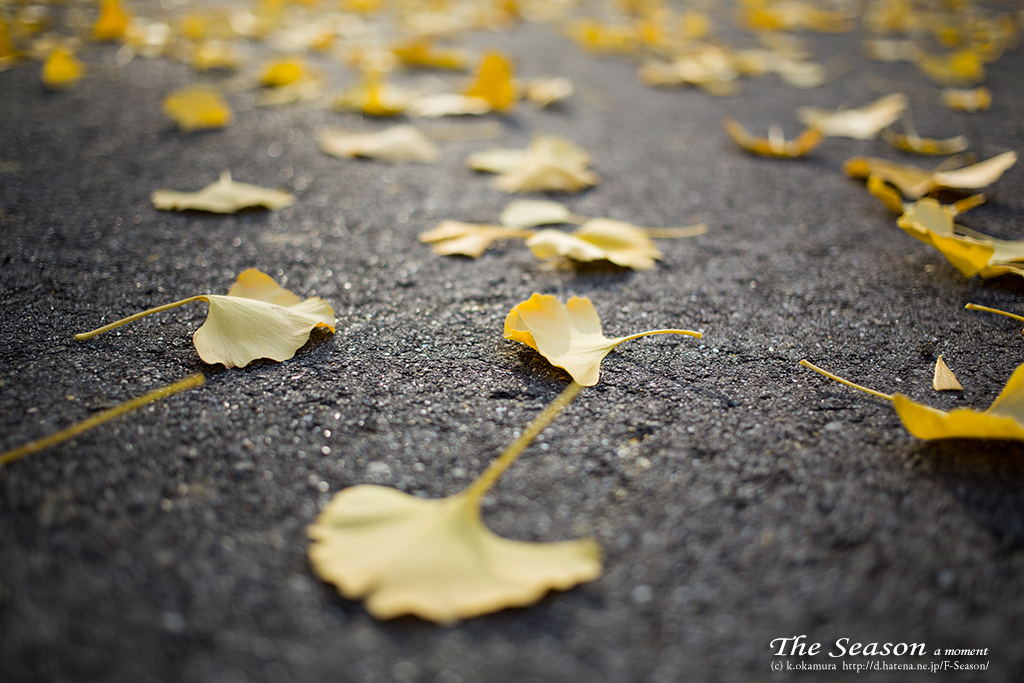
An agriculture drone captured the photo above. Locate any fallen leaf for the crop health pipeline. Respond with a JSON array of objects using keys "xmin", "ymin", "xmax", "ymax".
[
  {"xmin": 309, "ymin": 380, "xmax": 598, "ymax": 623},
  {"xmin": 845, "ymin": 151, "xmax": 1017, "ymax": 198},
  {"xmin": 933, "ymin": 355, "xmax": 963, "ymax": 391},
  {"xmin": 800, "ymin": 359, "xmax": 1024, "ymax": 441},
  {"xmin": 162, "ymin": 85, "xmax": 233, "ymax": 132},
  {"xmin": 41, "ymin": 47, "xmax": 83, "ymax": 90},
  {"xmin": 393, "ymin": 38, "xmax": 469, "ymax": 70},
  {"xmin": 333, "ymin": 76, "xmax": 412, "ymax": 116},
  {"xmin": 917, "ymin": 49, "xmax": 985, "ymax": 86},
  {"xmin": 722, "ymin": 118, "xmax": 822, "ymax": 158},
  {"xmin": 75, "ymin": 269, "xmax": 335, "ymax": 369},
  {"xmin": 467, "ymin": 136, "xmax": 598, "ymax": 193},
  {"xmin": 152, "ymin": 170, "xmax": 294, "ymax": 213},
  {"xmin": 319, "ymin": 125, "xmax": 440, "ymax": 164},
  {"xmin": 863, "ymin": 39, "xmax": 920, "ymax": 63},
  {"xmin": 419, "ymin": 221, "xmax": 531, "ymax": 257},
  {"xmin": 94, "ymin": 0, "xmax": 130, "ymax": 41},
  {"xmin": 408, "ymin": 93, "xmax": 492, "ymax": 118},
  {"xmin": 260, "ymin": 57, "xmax": 305, "ymax": 87},
  {"xmin": 190, "ymin": 40, "xmax": 243, "ymax": 72},
  {"xmin": 797, "ymin": 93, "xmax": 907, "ymax": 140},
  {"xmin": 526, "ymin": 219, "xmax": 663, "ymax": 270},
  {"xmin": 881, "ymin": 128, "xmax": 968, "ymax": 155},
  {"xmin": 504, "ymin": 294, "xmax": 701, "ymax": 385},
  {"xmin": 463, "ymin": 51, "xmax": 516, "ymax": 111},
  {"xmin": 522, "ymin": 77, "xmax": 573, "ymax": 107},
  {"xmin": 942, "ymin": 86, "xmax": 991, "ymax": 112},
  {"xmin": 499, "ymin": 199, "xmax": 581, "ymax": 230}
]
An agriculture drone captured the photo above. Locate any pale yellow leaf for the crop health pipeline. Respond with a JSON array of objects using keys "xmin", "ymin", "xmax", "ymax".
[
  {"xmin": 942, "ymin": 87, "xmax": 991, "ymax": 112},
  {"xmin": 797, "ymin": 93, "xmax": 907, "ymax": 140},
  {"xmin": 76, "ymin": 269, "xmax": 335, "ymax": 369},
  {"xmin": 468, "ymin": 137, "xmax": 597, "ymax": 193},
  {"xmin": 526, "ymin": 219, "xmax": 662, "ymax": 270},
  {"xmin": 408, "ymin": 94, "xmax": 492, "ymax": 118},
  {"xmin": 722, "ymin": 118, "xmax": 822, "ymax": 158},
  {"xmin": 418, "ymin": 220, "xmax": 531, "ymax": 258},
  {"xmin": 504, "ymin": 294, "xmax": 700, "ymax": 386},
  {"xmin": 933, "ymin": 355, "xmax": 963, "ymax": 391},
  {"xmin": 152, "ymin": 170, "xmax": 294, "ymax": 213},
  {"xmin": 846, "ymin": 152, "xmax": 1017, "ymax": 199},
  {"xmin": 522, "ymin": 77, "xmax": 573, "ymax": 107},
  {"xmin": 308, "ymin": 485, "xmax": 601, "ymax": 623},
  {"xmin": 319, "ymin": 125, "xmax": 440, "ymax": 164},
  {"xmin": 499, "ymin": 200, "xmax": 579, "ymax": 230}
]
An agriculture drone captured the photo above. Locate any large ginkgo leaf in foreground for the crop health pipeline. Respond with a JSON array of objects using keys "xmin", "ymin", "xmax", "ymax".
[
  {"xmin": 800, "ymin": 360, "xmax": 1024, "ymax": 441},
  {"xmin": 505, "ymin": 294, "xmax": 701, "ymax": 386},
  {"xmin": 152, "ymin": 171, "xmax": 295, "ymax": 213},
  {"xmin": 76, "ymin": 269, "xmax": 335, "ymax": 368},
  {"xmin": 308, "ymin": 485, "xmax": 600, "ymax": 623},
  {"xmin": 309, "ymin": 381, "xmax": 600, "ymax": 623}
]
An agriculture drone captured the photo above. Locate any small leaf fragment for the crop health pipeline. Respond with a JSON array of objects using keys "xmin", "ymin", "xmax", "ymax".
[
  {"xmin": 942, "ymin": 87, "xmax": 991, "ymax": 112},
  {"xmin": 881, "ymin": 129, "xmax": 968, "ymax": 156},
  {"xmin": 408, "ymin": 93, "xmax": 492, "ymax": 118},
  {"xmin": 334, "ymin": 77, "xmax": 412, "ymax": 117},
  {"xmin": 42, "ymin": 47, "xmax": 83, "ymax": 90},
  {"xmin": 152, "ymin": 170, "xmax": 294, "ymax": 213},
  {"xmin": 504, "ymin": 294, "xmax": 700, "ymax": 386},
  {"xmin": 319, "ymin": 125, "xmax": 440, "ymax": 164},
  {"xmin": 522, "ymin": 77, "xmax": 573, "ymax": 107},
  {"xmin": 933, "ymin": 355, "xmax": 963, "ymax": 391},
  {"xmin": 797, "ymin": 93, "xmax": 907, "ymax": 140},
  {"xmin": 162, "ymin": 85, "xmax": 233, "ymax": 132}
]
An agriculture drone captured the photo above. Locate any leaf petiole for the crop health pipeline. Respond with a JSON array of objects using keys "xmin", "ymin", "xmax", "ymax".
[
  {"xmin": 464, "ymin": 381, "xmax": 584, "ymax": 503},
  {"xmin": 616, "ymin": 329, "xmax": 702, "ymax": 345},
  {"xmin": 0, "ymin": 374, "xmax": 204, "ymax": 466},
  {"xmin": 966, "ymin": 303, "xmax": 1024, "ymax": 324},
  {"xmin": 799, "ymin": 360, "xmax": 894, "ymax": 401},
  {"xmin": 75, "ymin": 295, "xmax": 208, "ymax": 341}
]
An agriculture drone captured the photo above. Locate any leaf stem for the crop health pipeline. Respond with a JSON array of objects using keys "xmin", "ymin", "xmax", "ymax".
[
  {"xmin": 799, "ymin": 360, "xmax": 894, "ymax": 401},
  {"xmin": 966, "ymin": 303, "xmax": 1024, "ymax": 324},
  {"xmin": 464, "ymin": 381, "xmax": 583, "ymax": 503},
  {"xmin": 0, "ymin": 374, "xmax": 205, "ymax": 467},
  {"xmin": 75, "ymin": 296, "xmax": 207, "ymax": 340},
  {"xmin": 617, "ymin": 329, "xmax": 702, "ymax": 344},
  {"xmin": 643, "ymin": 224, "xmax": 708, "ymax": 239}
]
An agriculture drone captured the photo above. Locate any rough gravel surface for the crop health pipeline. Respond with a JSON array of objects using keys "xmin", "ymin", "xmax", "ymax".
[{"xmin": 2, "ymin": 16, "xmax": 1024, "ymax": 683}]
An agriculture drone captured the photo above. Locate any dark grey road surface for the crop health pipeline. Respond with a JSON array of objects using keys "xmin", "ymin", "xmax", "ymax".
[{"xmin": 2, "ymin": 15, "xmax": 1024, "ymax": 683}]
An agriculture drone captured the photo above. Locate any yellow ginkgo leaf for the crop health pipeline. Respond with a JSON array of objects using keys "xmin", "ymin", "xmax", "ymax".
[
  {"xmin": 319, "ymin": 125, "xmax": 440, "ymax": 164},
  {"xmin": 407, "ymin": 93, "xmax": 492, "ymax": 118},
  {"xmin": 504, "ymin": 294, "xmax": 701, "ymax": 386},
  {"xmin": 881, "ymin": 129, "xmax": 968, "ymax": 155},
  {"xmin": 933, "ymin": 355, "xmax": 963, "ymax": 391},
  {"xmin": 309, "ymin": 381, "xmax": 599, "ymax": 623},
  {"xmin": 463, "ymin": 51, "xmax": 516, "ymax": 111},
  {"xmin": 499, "ymin": 199, "xmax": 581, "ymax": 230},
  {"xmin": 467, "ymin": 136, "xmax": 598, "ymax": 193},
  {"xmin": 522, "ymin": 77, "xmax": 573, "ymax": 107},
  {"xmin": 845, "ymin": 151, "xmax": 1017, "ymax": 199},
  {"xmin": 896, "ymin": 197, "xmax": 996, "ymax": 278},
  {"xmin": 392, "ymin": 38, "xmax": 469, "ymax": 70},
  {"xmin": 162, "ymin": 85, "xmax": 233, "ymax": 132},
  {"xmin": 75, "ymin": 269, "xmax": 335, "ymax": 369},
  {"xmin": 42, "ymin": 47, "xmax": 83, "ymax": 90},
  {"xmin": 917, "ymin": 49, "xmax": 985, "ymax": 86},
  {"xmin": 418, "ymin": 221, "xmax": 532, "ymax": 258},
  {"xmin": 152, "ymin": 170, "xmax": 294, "ymax": 213},
  {"xmin": 722, "ymin": 118, "xmax": 822, "ymax": 158},
  {"xmin": 94, "ymin": 0, "xmax": 130, "ymax": 41},
  {"xmin": 942, "ymin": 86, "xmax": 991, "ymax": 112},
  {"xmin": 526, "ymin": 219, "xmax": 663, "ymax": 270},
  {"xmin": 800, "ymin": 360, "xmax": 1024, "ymax": 442},
  {"xmin": 308, "ymin": 485, "xmax": 600, "ymax": 623},
  {"xmin": 797, "ymin": 93, "xmax": 907, "ymax": 140},
  {"xmin": 260, "ymin": 58, "xmax": 305, "ymax": 87},
  {"xmin": 190, "ymin": 40, "xmax": 243, "ymax": 72},
  {"xmin": 333, "ymin": 76, "xmax": 412, "ymax": 117}
]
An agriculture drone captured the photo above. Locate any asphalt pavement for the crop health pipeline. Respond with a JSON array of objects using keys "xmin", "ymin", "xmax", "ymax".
[{"xmin": 2, "ymin": 10, "xmax": 1024, "ymax": 683}]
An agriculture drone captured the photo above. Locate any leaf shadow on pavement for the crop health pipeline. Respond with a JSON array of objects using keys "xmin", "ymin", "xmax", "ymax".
[{"xmin": 913, "ymin": 440, "xmax": 1024, "ymax": 550}]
